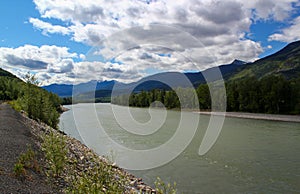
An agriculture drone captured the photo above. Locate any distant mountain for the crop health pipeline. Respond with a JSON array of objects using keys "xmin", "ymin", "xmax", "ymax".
[
  {"xmin": 44, "ymin": 59, "xmax": 246, "ymax": 97},
  {"xmin": 231, "ymin": 40, "xmax": 300, "ymax": 81},
  {"xmin": 43, "ymin": 84, "xmax": 73, "ymax": 97},
  {"xmin": 113, "ymin": 59, "xmax": 246, "ymax": 94},
  {"xmin": 43, "ymin": 80, "xmax": 124, "ymax": 97}
]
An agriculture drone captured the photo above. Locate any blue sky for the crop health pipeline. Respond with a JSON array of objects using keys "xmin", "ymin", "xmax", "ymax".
[
  {"xmin": 0, "ymin": 1, "xmax": 89, "ymax": 56},
  {"xmin": 0, "ymin": 0, "xmax": 300, "ymax": 85}
]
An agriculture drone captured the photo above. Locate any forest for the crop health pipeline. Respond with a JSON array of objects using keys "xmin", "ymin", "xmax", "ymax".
[
  {"xmin": 112, "ymin": 75, "xmax": 300, "ymax": 114},
  {"xmin": 0, "ymin": 74, "xmax": 61, "ymax": 129}
]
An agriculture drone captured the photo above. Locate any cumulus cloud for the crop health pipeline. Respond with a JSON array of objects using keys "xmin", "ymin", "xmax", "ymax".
[
  {"xmin": 0, "ymin": 44, "xmax": 151, "ymax": 85},
  {"xmin": 71, "ymin": 61, "xmax": 145, "ymax": 84},
  {"xmin": 268, "ymin": 16, "xmax": 300, "ymax": 42},
  {"xmin": 48, "ymin": 59, "xmax": 74, "ymax": 73},
  {"xmin": 5, "ymin": 54, "xmax": 48, "ymax": 69},
  {"xmin": 31, "ymin": 0, "xmax": 298, "ymax": 41},
  {"xmin": 0, "ymin": 45, "xmax": 77, "ymax": 70},
  {"xmin": 6, "ymin": 0, "xmax": 297, "ymax": 84},
  {"xmin": 0, "ymin": 45, "xmax": 81, "ymax": 84},
  {"xmin": 30, "ymin": 18, "xmax": 71, "ymax": 35}
]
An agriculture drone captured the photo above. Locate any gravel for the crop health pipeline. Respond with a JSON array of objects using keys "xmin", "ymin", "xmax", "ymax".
[{"xmin": 0, "ymin": 103, "xmax": 58, "ymax": 194}]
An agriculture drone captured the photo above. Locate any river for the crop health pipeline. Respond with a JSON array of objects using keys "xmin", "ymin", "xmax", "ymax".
[{"xmin": 59, "ymin": 103, "xmax": 300, "ymax": 193}]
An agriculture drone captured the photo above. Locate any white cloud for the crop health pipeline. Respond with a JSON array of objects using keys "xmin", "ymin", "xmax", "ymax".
[
  {"xmin": 268, "ymin": 16, "xmax": 300, "ymax": 42},
  {"xmin": 31, "ymin": 0, "xmax": 298, "ymax": 39},
  {"xmin": 71, "ymin": 61, "xmax": 145, "ymax": 84},
  {"xmin": 241, "ymin": 0, "xmax": 298, "ymax": 21},
  {"xmin": 0, "ymin": 44, "xmax": 148, "ymax": 85},
  {"xmin": 0, "ymin": 45, "xmax": 77, "ymax": 69},
  {"xmin": 29, "ymin": 18, "xmax": 71, "ymax": 35},
  {"xmin": 7, "ymin": 0, "xmax": 297, "ymax": 84},
  {"xmin": 0, "ymin": 45, "xmax": 80, "ymax": 84}
]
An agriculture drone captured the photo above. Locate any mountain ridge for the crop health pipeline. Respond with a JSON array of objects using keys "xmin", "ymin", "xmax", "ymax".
[
  {"xmin": 231, "ymin": 40, "xmax": 300, "ymax": 81},
  {"xmin": 43, "ymin": 59, "xmax": 247, "ymax": 97}
]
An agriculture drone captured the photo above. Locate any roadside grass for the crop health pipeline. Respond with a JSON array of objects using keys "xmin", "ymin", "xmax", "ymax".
[{"xmin": 13, "ymin": 145, "xmax": 41, "ymax": 180}]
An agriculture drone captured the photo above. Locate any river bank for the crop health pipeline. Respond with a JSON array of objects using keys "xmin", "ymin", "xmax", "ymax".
[
  {"xmin": 195, "ymin": 111, "xmax": 300, "ymax": 123},
  {"xmin": 0, "ymin": 103, "xmax": 156, "ymax": 193},
  {"xmin": 110, "ymin": 102, "xmax": 300, "ymax": 123},
  {"xmin": 25, "ymin": 115, "xmax": 156, "ymax": 193}
]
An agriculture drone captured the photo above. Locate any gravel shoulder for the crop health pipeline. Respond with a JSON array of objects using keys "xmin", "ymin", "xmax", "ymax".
[{"xmin": 0, "ymin": 103, "xmax": 57, "ymax": 194}]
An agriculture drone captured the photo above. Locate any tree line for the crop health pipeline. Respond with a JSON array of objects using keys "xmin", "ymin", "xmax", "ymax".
[
  {"xmin": 112, "ymin": 75, "xmax": 300, "ymax": 114},
  {"xmin": 111, "ymin": 84, "xmax": 211, "ymax": 110},
  {"xmin": 0, "ymin": 74, "xmax": 61, "ymax": 129},
  {"xmin": 226, "ymin": 75, "xmax": 300, "ymax": 114}
]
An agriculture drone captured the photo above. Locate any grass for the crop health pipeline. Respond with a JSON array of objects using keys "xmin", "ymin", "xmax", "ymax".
[
  {"xmin": 155, "ymin": 177, "xmax": 177, "ymax": 194},
  {"xmin": 41, "ymin": 130, "xmax": 128, "ymax": 193},
  {"xmin": 13, "ymin": 145, "xmax": 40, "ymax": 180},
  {"xmin": 13, "ymin": 162, "xmax": 26, "ymax": 179},
  {"xmin": 8, "ymin": 100, "xmax": 22, "ymax": 112}
]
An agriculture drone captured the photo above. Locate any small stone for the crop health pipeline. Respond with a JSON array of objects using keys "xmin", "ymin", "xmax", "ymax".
[
  {"xmin": 137, "ymin": 184, "xmax": 145, "ymax": 190},
  {"xmin": 130, "ymin": 180, "xmax": 138, "ymax": 187}
]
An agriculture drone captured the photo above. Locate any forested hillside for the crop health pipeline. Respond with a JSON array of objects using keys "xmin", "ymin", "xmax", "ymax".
[
  {"xmin": 231, "ymin": 41, "xmax": 300, "ymax": 81},
  {"xmin": 0, "ymin": 68, "xmax": 61, "ymax": 128}
]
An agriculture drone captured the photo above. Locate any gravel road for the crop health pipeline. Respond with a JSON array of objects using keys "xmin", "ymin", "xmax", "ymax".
[{"xmin": 0, "ymin": 103, "xmax": 56, "ymax": 194}]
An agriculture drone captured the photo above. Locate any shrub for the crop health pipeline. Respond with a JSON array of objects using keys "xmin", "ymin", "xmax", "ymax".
[
  {"xmin": 66, "ymin": 158, "xmax": 127, "ymax": 193},
  {"xmin": 13, "ymin": 162, "xmax": 26, "ymax": 179},
  {"xmin": 42, "ymin": 131, "xmax": 67, "ymax": 177},
  {"xmin": 13, "ymin": 145, "xmax": 40, "ymax": 179},
  {"xmin": 154, "ymin": 177, "xmax": 177, "ymax": 194}
]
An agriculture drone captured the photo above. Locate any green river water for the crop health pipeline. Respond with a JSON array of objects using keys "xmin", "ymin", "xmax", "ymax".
[{"xmin": 59, "ymin": 103, "xmax": 300, "ymax": 193}]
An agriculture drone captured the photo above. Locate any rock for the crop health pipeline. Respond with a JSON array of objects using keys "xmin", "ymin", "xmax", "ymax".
[
  {"xmin": 137, "ymin": 184, "xmax": 146, "ymax": 190},
  {"xmin": 130, "ymin": 180, "xmax": 138, "ymax": 187}
]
